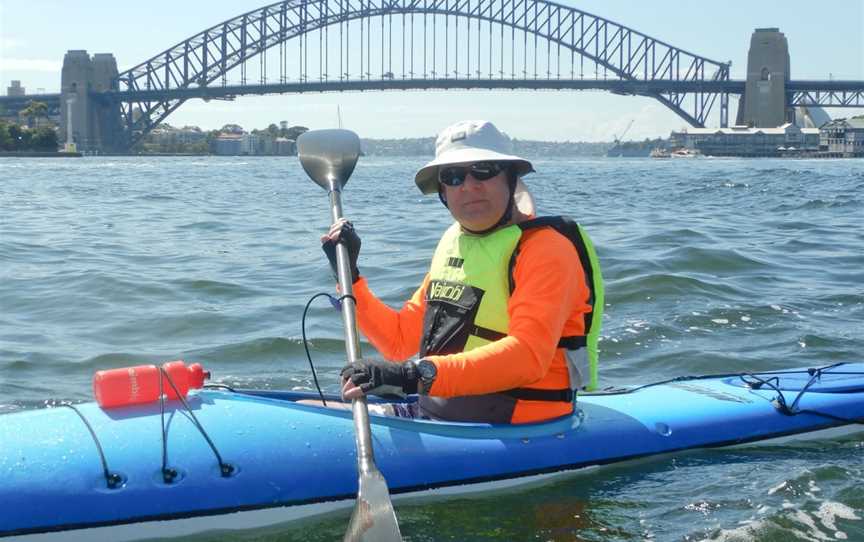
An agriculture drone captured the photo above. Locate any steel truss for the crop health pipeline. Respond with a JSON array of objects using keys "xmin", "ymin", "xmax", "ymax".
[
  {"xmin": 112, "ymin": 0, "xmax": 736, "ymax": 147},
  {"xmin": 791, "ymin": 92, "xmax": 864, "ymax": 108}
]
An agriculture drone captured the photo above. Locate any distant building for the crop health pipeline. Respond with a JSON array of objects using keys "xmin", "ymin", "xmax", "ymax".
[
  {"xmin": 149, "ymin": 124, "xmax": 206, "ymax": 147},
  {"xmin": 213, "ymin": 133, "xmax": 244, "ymax": 155},
  {"xmin": 176, "ymin": 126, "xmax": 207, "ymax": 145},
  {"xmin": 7, "ymin": 80, "xmax": 25, "ymax": 96},
  {"xmin": 670, "ymin": 123, "xmax": 820, "ymax": 157},
  {"xmin": 274, "ymin": 137, "xmax": 296, "ymax": 155},
  {"xmin": 240, "ymin": 133, "xmax": 259, "ymax": 155},
  {"xmin": 257, "ymin": 136, "xmax": 275, "ymax": 156},
  {"xmin": 212, "ymin": 131, "xmax": 261, "ymax": 155},
  {"xmin": 819, "ymin": 117, "xmax": 864, "ymax": 157},
  {"xmin": 795, "ymin": 106, "xmax": 831, "ymax": 129}
]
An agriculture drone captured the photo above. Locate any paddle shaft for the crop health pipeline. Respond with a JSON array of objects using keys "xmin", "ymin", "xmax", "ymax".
[
  {"xmin": 327, "ymin": 181, "xmax": 377, "ymax": 476},
  {"xmin": 296, "ymin": 128, "xmax": 401, "ymax": 541}
]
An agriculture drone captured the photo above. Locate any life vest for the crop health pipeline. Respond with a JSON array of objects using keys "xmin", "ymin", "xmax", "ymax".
[{"xmin": 418, "ymin": 216, "xmax": 604, "ymax": 423}]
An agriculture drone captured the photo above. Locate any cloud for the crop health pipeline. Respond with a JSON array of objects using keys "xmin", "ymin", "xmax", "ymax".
[
  {"xmin": 0, "ymin": 58, "xmax": 63, "ymax": 73},
  {"xmin": 0, "ymin": 37, "xmax": 26, "ymax": 52}
]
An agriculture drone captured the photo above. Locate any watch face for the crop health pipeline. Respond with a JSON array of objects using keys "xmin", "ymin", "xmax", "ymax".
[{"xmin": 418, "ymin": 360, "xmax": 437, "ymax": 380}]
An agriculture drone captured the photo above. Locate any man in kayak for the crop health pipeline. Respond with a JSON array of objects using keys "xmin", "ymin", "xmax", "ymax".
[{"xmin": 323, "ymin": 120, "xmax": 603, "ymax": 424}]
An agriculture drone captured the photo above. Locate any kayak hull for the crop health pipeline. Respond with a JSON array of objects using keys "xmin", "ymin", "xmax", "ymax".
[{"xmin": 2, "ymin": 363, "xmax": 863, "ymax": 540}]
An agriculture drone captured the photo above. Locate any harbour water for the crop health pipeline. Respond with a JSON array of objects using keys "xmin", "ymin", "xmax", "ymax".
[{"xmin": 1, "ymin": 156, "xmax": 862, "ymax": 540}]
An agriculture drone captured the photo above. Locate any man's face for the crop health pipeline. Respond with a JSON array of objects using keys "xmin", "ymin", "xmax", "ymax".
[{"xmin": 440, "ymin": 162, "xmax": 511, "ymax": 232}]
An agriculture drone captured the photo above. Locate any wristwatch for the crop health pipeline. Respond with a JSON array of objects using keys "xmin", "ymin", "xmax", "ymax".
[{"xmin": 415, "ymin": 359, "xmax": 438, "ymax": 395}]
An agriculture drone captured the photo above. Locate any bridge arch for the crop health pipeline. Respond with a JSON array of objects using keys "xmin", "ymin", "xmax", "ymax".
[{"xmin": 115, "ymin": 0, "xmax": 730, "ymax": 147}]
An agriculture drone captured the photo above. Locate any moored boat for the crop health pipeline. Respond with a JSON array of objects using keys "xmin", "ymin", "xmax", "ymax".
[{"xmin": 670, "ymin": 147, "xmax": 702, "ymax": 158}]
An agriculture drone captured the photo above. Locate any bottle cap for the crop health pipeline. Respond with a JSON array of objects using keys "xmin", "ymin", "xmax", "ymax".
[{"xmin": 188, "ymin": 362, "xmax": 209, "ymax": 388}]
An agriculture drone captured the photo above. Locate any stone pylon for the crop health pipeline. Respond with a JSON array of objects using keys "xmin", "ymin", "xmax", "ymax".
[
  {"xmin": 735, "ymin": 28, "xmax": 793, "ymax": 128},
  {"xmin": 60, "ymin": 51, "xmax": 122, "ymax": 152}
]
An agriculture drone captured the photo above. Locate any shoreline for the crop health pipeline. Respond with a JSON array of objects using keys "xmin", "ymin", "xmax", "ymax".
[{"xmin": 0, "ymin": 151, "xmax": 82, "ymax": 158}]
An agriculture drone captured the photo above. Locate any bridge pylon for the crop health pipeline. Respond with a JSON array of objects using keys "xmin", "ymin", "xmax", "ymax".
[
  {"xmin": 736, "ymin": 28, "xmax": 794, "ymax": 128},
  {"xmin": 61, "ymin": 51, "xmax": 123, "ymax": 152}
]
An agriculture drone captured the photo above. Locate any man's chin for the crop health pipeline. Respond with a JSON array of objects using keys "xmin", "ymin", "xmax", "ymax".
[{"xmin": 458, "ymin": 218, "xmax": 499, "ymax": 231}]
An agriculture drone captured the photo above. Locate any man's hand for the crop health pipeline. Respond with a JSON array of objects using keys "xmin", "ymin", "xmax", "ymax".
[
  {"xmin": 340, "ymin": 359, "xmax": 419, "ymax": 400},
  {"xmin": 321, "ymin": 218, "xmax": 361, "ymax": 283}
]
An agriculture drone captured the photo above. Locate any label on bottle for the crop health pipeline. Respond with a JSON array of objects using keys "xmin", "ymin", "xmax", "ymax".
[{"xmin": 128, "ymin": 367, "xmax": 140, "ymax": 401}]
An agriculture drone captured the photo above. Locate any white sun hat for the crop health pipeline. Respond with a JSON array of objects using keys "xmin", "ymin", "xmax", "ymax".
[{"xmin": 414, "ymin": 120, "xmax": 535, "ymax": 195}]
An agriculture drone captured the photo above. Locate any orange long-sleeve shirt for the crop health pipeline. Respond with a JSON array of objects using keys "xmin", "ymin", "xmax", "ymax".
[{"xmin": 354, "ymin": 226, "xmax": 592, "ymax": 423}]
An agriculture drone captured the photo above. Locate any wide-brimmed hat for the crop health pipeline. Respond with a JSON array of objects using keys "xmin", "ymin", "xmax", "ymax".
[{"xmin": 414, "ymin": 120, "xmax": 535, "ymax": 195}]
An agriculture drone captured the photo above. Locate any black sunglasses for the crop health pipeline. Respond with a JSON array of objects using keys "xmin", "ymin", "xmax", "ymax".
[{"xmin": 438, "ymin": 161, "xmax": 509, "ymax": 187}]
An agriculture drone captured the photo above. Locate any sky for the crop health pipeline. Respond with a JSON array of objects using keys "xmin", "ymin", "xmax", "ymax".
[{"xmin": 1, "ymin": 0, "xmax": 862, "ymax": 141}]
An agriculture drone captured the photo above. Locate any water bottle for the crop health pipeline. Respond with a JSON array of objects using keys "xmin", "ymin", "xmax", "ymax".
[{"xmin": 93, "ymin": 360, "xmax": 210, "ymax": 408}]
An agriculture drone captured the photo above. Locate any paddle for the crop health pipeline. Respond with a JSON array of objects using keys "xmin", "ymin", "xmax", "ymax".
[{"xmin": 296, "ymin": 129, "xmax": 403, "ymax": 542}]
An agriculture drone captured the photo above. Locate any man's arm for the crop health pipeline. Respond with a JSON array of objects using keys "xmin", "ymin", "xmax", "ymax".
[{"xmin": 353, "ymin": 274, "xmax": 430, "ymax": 361}]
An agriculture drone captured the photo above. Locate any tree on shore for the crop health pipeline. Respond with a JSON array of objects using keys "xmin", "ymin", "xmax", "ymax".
[
  {"xmin": 0, "ymin": 121, "xmax": 11, "ymax": 150},
  {"xmin": 19, "ymin": 100, "xmax": 49, "ymax": 128},
  {"xmin": 284, "ymin": 125, "xmax": 308, "ymax": 141},
  {"xmin": 3, "ymin": 123, "xmax": 30, "ymax": 150},
  {"xmin": 0, "ymin": 120, "xmax": 59, "ymax": 152},
  {"xmin": 30, "ymin": 126, "xmax": 59, "ymax": 151}
]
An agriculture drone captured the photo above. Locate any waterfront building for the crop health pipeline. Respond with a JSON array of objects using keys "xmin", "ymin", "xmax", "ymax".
[
  {"xmin": 819, "ymin": 117, "xmax": 864, "ymax": 158},
  {"xmin": 240, "ymin": 133, "xmax": 259, "ymax": 155},
  {"xmin": 7, "ymin": 81, "xmax": 25, "ymax": 96},
  {"xmin": 175, "ymin": 126, "xmax": 206, "ymax": 145},
  {"xmin": 670, "ymin": 123, "xmax": 819, "ymax": 157},
  {"xmin": 257, "ymin": 136, "xmax": 275, "ymax": 156},
  {"xmin": 149, "ymin": 124, "xmax": 207, "ymax": 146},
  {"xmin": 213, "ymin": 133, "xmax": 244, "ymax": 155},
  {"xmin": 211, "ymin": 130, "xmax": 297, "ymax": 156},
  {"xmin": 274, "ymin": 137, "xmax": 295, "ymax": 155}
]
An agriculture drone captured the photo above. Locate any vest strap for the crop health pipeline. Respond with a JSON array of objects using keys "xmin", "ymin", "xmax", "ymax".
[
  {"xmin": 558, "ymin": 335, "xmax": 587, "ymax": 349},
  {"xmin": 471, "ymin": 325, "xmax": 506, "ymax": 343},
  {"xmin": 504, "ymin": 388, "xmax": 574, "ymax": 402},
  {"xmin": 472, "ymin": 325, "xmax": 586, "ymax": 350}
]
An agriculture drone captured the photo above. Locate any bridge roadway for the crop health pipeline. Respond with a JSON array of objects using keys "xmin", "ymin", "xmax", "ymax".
[{"xmin": 3, "ymin": 80, "xmax": 863, "ymax": 109}]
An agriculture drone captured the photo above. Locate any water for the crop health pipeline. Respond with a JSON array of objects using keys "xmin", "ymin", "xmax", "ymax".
[{"xmin": 1, "ymin": 156, "xmax": 863, "ymax": 540}]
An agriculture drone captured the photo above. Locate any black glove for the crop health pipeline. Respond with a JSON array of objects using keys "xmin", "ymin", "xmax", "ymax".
[
  {"xmin": 322, "ymin": 221, "xmax": 361, "ymax": 284},
  {"xmin": 340, "ymin": 359, "xmax": 419, "ymax": 398}
]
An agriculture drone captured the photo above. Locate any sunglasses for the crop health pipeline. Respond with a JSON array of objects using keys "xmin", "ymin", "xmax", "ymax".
[{"xmin": 438, "ymin": 162, "xmax": 509, "ymax": 187}]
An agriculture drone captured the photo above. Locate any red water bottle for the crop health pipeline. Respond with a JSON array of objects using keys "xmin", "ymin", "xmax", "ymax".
[{"xmin": 93, "ymin": 360, "xmax": 210, "ymax": 408}]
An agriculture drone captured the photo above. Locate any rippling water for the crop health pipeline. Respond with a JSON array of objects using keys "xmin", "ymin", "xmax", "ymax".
[{"xmin": 1, "ymin": 156, "xmax": 862, "ymax": 540}]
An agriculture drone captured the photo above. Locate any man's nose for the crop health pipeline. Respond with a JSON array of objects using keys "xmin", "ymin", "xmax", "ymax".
[{"xmin": 461, "ymin": 174, "xmax": 485, "ymax": 188}]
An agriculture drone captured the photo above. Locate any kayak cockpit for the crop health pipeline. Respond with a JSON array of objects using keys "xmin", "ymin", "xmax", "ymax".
[{"xmin": 207, "ymin": 387, "xmax": 585, "ymax": 439}]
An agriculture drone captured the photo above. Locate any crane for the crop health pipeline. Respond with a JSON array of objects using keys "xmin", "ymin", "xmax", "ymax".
[{"xmin": 613, "ymin": 119, "xmax": 635, "ymax": 144}]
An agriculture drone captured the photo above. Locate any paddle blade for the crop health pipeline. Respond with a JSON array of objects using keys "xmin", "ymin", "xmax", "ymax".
[
  {"xmin": 343, "ymin": 469, "xmax": 402, "ymax": 542},
  {"xmin": 297, "ymin": 129, "xmax": 361, "ymax": 190}
]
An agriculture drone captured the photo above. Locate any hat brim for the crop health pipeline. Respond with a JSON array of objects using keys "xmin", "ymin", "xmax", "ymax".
[{"xmin": 414, "ymin": 148, "xmax": 534, "ymax": 194}]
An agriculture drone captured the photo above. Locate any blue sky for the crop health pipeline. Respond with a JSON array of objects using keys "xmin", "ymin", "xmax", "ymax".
[{"xmin": 1, "ymin": 0, "xmax": 862, "ymax": 140}]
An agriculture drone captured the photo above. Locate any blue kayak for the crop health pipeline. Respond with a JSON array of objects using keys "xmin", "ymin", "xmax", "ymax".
[{"xmin": 2, "ymin": 362, "xmax": 863, "ymax": 541}]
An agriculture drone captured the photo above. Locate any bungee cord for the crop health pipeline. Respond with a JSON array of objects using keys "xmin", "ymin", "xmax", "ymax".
[
  {"xmin": 587, "ymin": 362, "xmax": 864, "ymax": 425},
  {"xmin": 300, "ymin": 292, "xmax": 358, "ymax": 407}
]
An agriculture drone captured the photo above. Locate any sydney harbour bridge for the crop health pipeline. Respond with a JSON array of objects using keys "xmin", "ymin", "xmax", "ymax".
[{"xmin": 3, "ymin": 0, "xmax": 864, "ymax": 151}]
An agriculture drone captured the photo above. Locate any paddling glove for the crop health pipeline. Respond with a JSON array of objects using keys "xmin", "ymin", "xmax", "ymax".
[
  {"xmin": 341, "ymin": 359, "xmax": 419, "ymax": 398},
  {"xmin": 322, "ymin": 221, "xmax": 361, "ymax": 284}
]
